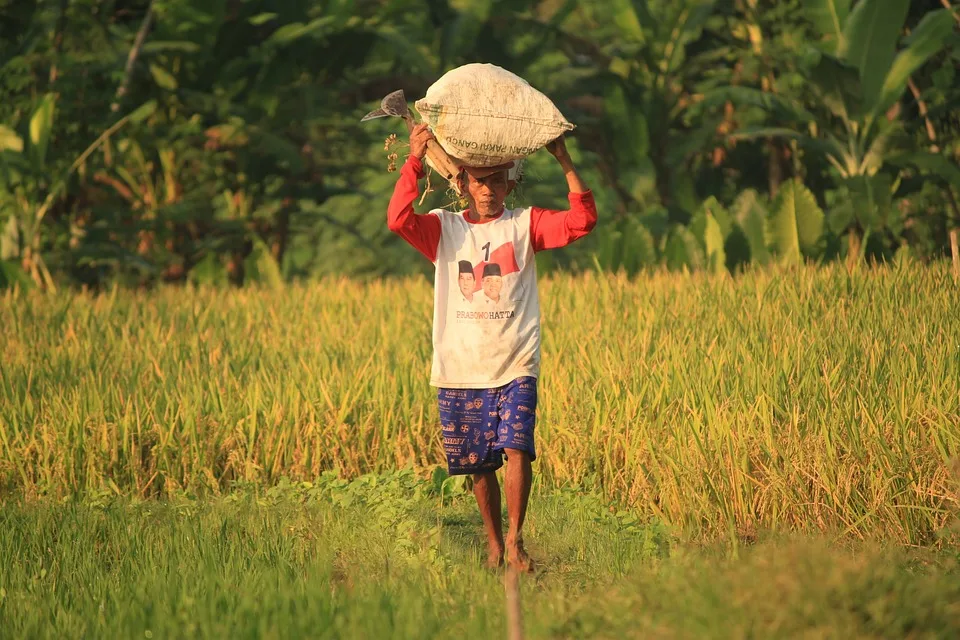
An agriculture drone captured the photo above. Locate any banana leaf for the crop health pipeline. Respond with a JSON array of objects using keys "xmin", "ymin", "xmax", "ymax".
[{"xmin": 767, "ymin": 181, "xmax": 824, "ymax": 265}]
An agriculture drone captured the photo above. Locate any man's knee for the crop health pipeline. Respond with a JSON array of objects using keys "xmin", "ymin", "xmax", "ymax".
[
  {"xmin": 473, "ymin": 470, "xmax": 498, "ymax": 484},
  {"xmin": 503, "ymin": 448, "xmax": 530, "ymax": 464}
]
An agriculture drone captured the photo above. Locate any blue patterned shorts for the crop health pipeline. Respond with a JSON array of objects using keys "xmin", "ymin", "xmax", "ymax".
[{"xmin": 437, "ymin": 377, "xmax": 538, "ymax": 476}]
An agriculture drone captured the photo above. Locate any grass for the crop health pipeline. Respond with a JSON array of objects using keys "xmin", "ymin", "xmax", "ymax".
[
  {"xmin": 2, "ymin": 263, "xmax": 960, "ymax": 543},
  {"xmin": 2, "ymin": 471, "xmax": 959, "ymax": 638},
  {"xmin": 3, "ymin": 263, "xmax": 960, "ymax": 636}
]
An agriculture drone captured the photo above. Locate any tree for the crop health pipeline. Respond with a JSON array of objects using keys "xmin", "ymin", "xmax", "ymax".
[{"xmin": 714, "ymin": 0, "xmax": 958, "ymax": 265}]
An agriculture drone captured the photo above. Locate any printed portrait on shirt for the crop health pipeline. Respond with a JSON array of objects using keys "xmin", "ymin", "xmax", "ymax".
[
  {"xmin": 480, "ymin": 263, "xmax": 503, "ymax": 306},
  {"xmin": 454, "ymin": 241, "xmax": 521, "ymax": 320},
  {"xmin": 457, "ymin": 260, "xmax": 477, "ymax": 306}
]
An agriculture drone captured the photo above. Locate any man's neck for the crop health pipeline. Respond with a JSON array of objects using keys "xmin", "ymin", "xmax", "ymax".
[{"xmin": 466, "ymin": 207, "xmax": 505, "ymax": 223}]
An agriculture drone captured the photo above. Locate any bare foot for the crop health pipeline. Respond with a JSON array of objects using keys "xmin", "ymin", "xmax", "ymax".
[
  {"xmin": 506, "ymin": 534, "xmax": 534, "ymax": 573},
  {"xmin": 486, "ymin": 544, "xmax": 504, "ymax": 570}
]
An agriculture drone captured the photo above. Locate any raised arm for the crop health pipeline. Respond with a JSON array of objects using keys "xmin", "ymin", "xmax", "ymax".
[
  {"xmin": 530, "ymin": 136, "xmax": 598, "ymax": 252},
  {"xmin": 547, "ymin": 135, "xmax": 589, "ymax": 195},
  {"xmin": 386, "ymin": 124, "xmax": 442, "ymax": 262}
]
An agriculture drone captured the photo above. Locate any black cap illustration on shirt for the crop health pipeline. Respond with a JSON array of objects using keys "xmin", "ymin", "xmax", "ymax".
[
  {"xmin": 458, "ymin": 260, "xmax": 473, "ymax": 274},
  {"xmin": 482, "ymin": 263, "xmax": 501, "ymax": 277}
]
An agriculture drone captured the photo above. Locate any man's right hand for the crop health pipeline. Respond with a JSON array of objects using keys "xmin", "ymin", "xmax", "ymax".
[{"xmin": 409, "ymin": 123, "xmax": 435, "ymax": 160}]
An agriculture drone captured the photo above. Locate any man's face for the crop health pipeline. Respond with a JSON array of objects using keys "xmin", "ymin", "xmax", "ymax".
[
  {"xmin": 458, "ymin": 273, "xmax": 475, "ymax": 299},
  {"xmin": 460, "ymin": 171, "xmax": 512, "ymax": 217},
  {"xmin": 482, "ymin": 275, "xmax": 502, "ymax": 301}
]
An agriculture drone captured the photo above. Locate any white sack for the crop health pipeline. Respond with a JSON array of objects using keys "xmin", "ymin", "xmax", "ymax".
[{"xmin": 415, "ymin": 63, "xmax": 574, "ymax": 168}]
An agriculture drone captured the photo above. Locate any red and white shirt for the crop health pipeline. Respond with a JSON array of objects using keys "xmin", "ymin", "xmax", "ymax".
[{"xmin": 388, "ymin": 155, "xmax": 597, "ymax": 388}]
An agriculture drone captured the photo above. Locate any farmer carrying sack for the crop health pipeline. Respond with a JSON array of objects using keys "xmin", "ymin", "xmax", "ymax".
[{"xmin": 415, "ymin": 64, "xmax": 575, "ymax": 168}]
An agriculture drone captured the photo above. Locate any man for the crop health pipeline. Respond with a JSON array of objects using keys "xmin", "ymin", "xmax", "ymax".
[
  {"xmin": 458, "ymin": 260, "xmax": 476, "ymax": 305},
  {"xmin": 481, "ymin": 263, "xmax": 502, "ymax": 305},
  {"xmin": 387, "ymin": 123, "xmax": 596, "ymax": 572}
]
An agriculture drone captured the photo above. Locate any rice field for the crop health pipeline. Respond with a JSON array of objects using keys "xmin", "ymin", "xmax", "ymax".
[{"xmin": 2, "ymin": 263, "xmax": 959, "ymax": 544}]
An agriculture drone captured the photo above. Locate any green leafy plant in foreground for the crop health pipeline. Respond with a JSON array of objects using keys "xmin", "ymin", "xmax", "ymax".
[{"xmin": 0, "ymin": 471, "xmax": 958, "ymax": 638}]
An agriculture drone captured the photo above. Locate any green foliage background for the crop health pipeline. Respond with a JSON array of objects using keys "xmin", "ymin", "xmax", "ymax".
[{"xmin": 0, "ymin": 0, "xmax": 958, "ymax": 288}]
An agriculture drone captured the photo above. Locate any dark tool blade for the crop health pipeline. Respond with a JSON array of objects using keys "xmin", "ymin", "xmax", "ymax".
[{"xmin": 360, "ymin": 108, "xmax": 389, "ymax": 122}]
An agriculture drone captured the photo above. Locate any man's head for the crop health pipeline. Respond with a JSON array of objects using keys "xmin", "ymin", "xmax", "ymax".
[
  {"xmin": 481, "ymin": 263, "xmax": 503, "ymax": 301},
  {"xmin": 457, "ymin": 260, "xmax": 475, "ymax": 299},
  {"xmin": 458, "ymin": 163, "xmax": 516, "ymax": 218}
]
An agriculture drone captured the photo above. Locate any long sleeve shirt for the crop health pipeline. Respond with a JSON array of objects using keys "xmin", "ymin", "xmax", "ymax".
[
  {"xmin": 387, "ymin": 154, "xmax": 598, "ymax": 388},
  {"xmin": 387, "ymin": 155, "xmax": 598, "ymax": 261}
]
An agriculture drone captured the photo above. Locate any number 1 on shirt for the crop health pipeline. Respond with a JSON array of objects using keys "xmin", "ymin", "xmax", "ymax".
[{"xmin": 482, "ymin": 242, "xmax": 490, "ymax": 261}]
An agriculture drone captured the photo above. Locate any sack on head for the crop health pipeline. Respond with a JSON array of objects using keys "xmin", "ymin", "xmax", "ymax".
[{"xmin": 415, "ymin": 64, "xmax": 574, "ymax": 168}]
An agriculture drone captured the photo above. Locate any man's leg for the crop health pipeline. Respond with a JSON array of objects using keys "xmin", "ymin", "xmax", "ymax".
[
  {"xmin": 473, "ymin": 470, "xmax": 504, "ymax": 568},
  {"xmin": 503, "ymin": 448, "xmax": 533, "ymax": 572}
]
